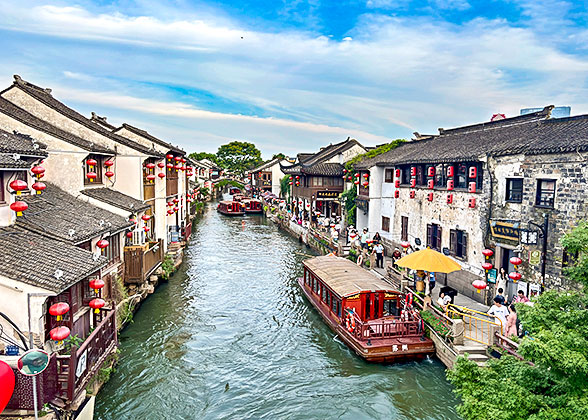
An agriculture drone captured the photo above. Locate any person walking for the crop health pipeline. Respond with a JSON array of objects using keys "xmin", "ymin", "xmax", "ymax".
[
  {"xmin": 373, "ymin": 242, "xmax": 384, "ymax": 268},
  {"xmin": 488, "ymin": 297, "xmax": 509, "ymax": 334},
  {"xmin": 391, "ymin": 247, "xmax": 402, "ymax": 269},
  {"xmin": 360, "ymin": 228, "xmax": 369, "ymax": 250},
  {"xmin": 497, "ymin": 267, "xmax": 508, "ymax": 302},
  {"xmin": 505, "ymin": 305, "xmax": 518, "ymax": 338},
  {"xmin": 495, "ymin": 288, "xmax": 506, "ymax": 305}
]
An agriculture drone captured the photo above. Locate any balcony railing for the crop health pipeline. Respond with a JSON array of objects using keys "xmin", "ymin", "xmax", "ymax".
[{"xmin": 124, "ymin": 239, "xmax": 164, "ymax": 284}]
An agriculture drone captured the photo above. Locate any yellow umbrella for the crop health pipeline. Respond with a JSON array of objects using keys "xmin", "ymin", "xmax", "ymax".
[{"xmin": 395, "ymin": 248, "xmax": 461, "ymax": 273}]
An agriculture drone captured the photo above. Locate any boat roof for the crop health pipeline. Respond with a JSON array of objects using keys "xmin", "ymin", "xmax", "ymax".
[
  {"xmin": 219, "ymin": 200, "xmax": 239, "ymax": 205},
  {"xmin": 303, "ymin": 255, "xmax": 395, "ymax": 298}
]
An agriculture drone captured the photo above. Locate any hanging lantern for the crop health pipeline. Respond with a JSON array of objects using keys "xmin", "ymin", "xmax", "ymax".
[
  {"xmin": 181, "ymin": 158, "xmax": 186, "ymax": 163},
  {"xmin": 509, "ymin": 272, "xmax": 522, "ymax": 282},
  {"xmin": 89, "ymin": 298, "xmax": 105, "ymax": 314},
  {"xmin": 145, "ymin": 162, "xmax": 156, "ymax": 170},
  {"xmin": 158, "ymin": 173, "xmax": 166, "ymax": 179},
  {"xmin": 362, "ymin": 173, "xmax": 369, "ymax": 179},
  {"xmin": 146, "ymin": 174, "xmax": 156, "ymax": 183},
  {"xmin": 481, "ymin": 262, "xmax": 493, "ymax": 271},
  {"xmin": 32, "ymin": 182, "xmax": 46, "ymax": 195},
  {"xmin": 166, "ymin": 163, "xmax": 173, "ymax": 170},
  {"xmin": 295, "ymin": 176, "xmax": 300, "ymax": 180},
  {"xmin": 472, "ymin": 279, "xmax": 487, "ymax": 293},
  {"xmin": 89, "ymin": 279, "xmax": 105, "ymax": 294},
  {"xmin": 289, "ymin": 181, "xmax": 293, "ymax": 185},
  {"xmin": 10, "ymin": 201, "xmax": 28, "ymax": 216},
  {"xmin": 173, "ymin": 198, "xmax": 179, "ymax": 204},
  {"xmin": 174, "ymin": 164, "xmax": 181, "ymax": 171},
  {"xmin": 49, "ymin": 302, "xmax": 70, "ymax": 321},
  {"xmin": 49, "ymin": 326, "xmax": 70, "ymax": 345},
  {"xmin": 400, "ymin": 241, "xmax": 411, "ymax": 250},
  {"xmin": 129, "ymin": 216, "xmax": 137, "ymax": 225},
  {"xmin": 509, "ymin": 256, "xmax": 522, "ymax": 267},
  {"xmin": 157, "ymin": 162, "xmax": 165, "ymax": 169},
  {"xmin": 173, "ymin": 206, "xmax": 179, "ymax": 213},
  {"xmin": 362, "ymin": 181, "xmax": 369, "ymax": 187},
  {"xmin": 174, "ymin": 156, "xmax": 181, "ymax": 162},
  {"xmin": 105, "ymin": 171, "xmax": 115, "ymax": 179},
  {"xmin": 342, "ymin": 175, "xmax": 347, "ymax": 179},
  {"xmin": 104, "ymin": 160, "xmax": 114, "ymax": 168},
  {"xmin": 354, "ymin": 173, "xmax": 359, "ymax": 178},
  {"xmin": 167, "ymin": 201, "xmax": 174, "ymax": 207},
  {"xmin": 167, "ymin": 209, "xmax": 174, "ymax": 215},
  {"xmin": 86, "ymin": 172, "xmax": 97, "ymax": 182},
  {"xmin": 343, "ymin": 169, "xmax": 347, "ymax": 173},
  {"xmin": 96, "ymin": 239, "xmax": 109, "ymax": 250},
  {"xmin": 180, "ymin": 166, "xmax": 186, "ymax": 171},
  {"xmin": 126, "ymin": 231, "xmax": 133, "ymax": 238},
  {"xmin": 482, "ymin": 249, "xmax": 494, "ymax": 258},
  {"xmin": 86, "ymin": 158, "xmax": 97, "ymax": 168},
  {"xmin": 354, "ymin": 180, "xmax": 360, "ymax": 185},
  {"xmin": 31, "ymin": 165, "xmax": 45, "ymax": 178},
  {"xmin": 166, "ymin": 154, "xmax": 174, "ymax": 160},
  {"xmin": 144, "ymin": 226, "xmax": 150, "ymax": 232},
  {"xmin": 9, "ymin": 179, "xmax": 27, "ymax": 195},
  {"xmin": 141, "ymin": 214, "xmax": 151, "ymax": 221},
  {"xmin": 347, "ymin": 176, "xmax": 352, "ymax": 181}
]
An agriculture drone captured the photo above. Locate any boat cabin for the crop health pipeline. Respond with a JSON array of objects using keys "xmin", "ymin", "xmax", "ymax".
[
  {"xmin": 217, "ymin": 200, "xmax": 245, "ymax": 215},
  {"xmin": 243, "ymin": 199, "xmax": 263, "ymax": 213}
]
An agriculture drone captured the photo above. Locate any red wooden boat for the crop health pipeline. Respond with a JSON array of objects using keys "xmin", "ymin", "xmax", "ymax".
[
  {"xmin": 299, "ymin": 255, "xmax": 434, "ymax": 363},
  {"xmin": 217, "ymin": 201, "xmax": 245, "ymax": 216},
  {"xmin": 242, "ymin": 199, "xmax": 263, "ymax": 214}
]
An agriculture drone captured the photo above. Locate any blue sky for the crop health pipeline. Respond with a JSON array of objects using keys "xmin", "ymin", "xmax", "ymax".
[{"xmin": 0, "ymin": 0, "xmax": 587, "ymax": 158}]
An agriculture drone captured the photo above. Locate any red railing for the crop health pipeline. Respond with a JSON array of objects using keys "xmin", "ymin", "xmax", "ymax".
[
  {"xmin": 345, "ymin": 311, "xmax": 423, "ymax": 341},
  {"xmin": 56, "ymin": 308, "xmax": 118, "ymax": 403}
]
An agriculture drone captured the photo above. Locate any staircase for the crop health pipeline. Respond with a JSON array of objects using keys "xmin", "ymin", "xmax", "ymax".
[{"xmin": 454, "ymin": 344, "xmax": 489, "ymax": 366}]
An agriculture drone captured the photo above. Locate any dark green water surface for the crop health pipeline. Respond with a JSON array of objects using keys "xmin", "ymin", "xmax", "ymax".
[{"xmin": 95, "ymin": 204, "xmax": 461, "ymax": 420}]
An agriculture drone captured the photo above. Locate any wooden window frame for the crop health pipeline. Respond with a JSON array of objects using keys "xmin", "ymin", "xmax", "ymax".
[
  {"xmin": 535, "ymin": 179, "xmax": 556, "ymax": 208},
  {"xmin": 384, "ymin": 169, "xmax": 393, "ymax": 183},
  {"xmin": 426, "ymin": 223, "xmax": 442, "ymax": 251},
  {"xmin": 505, "ymin": 178, "xmax": 523, "ymax": 203},
  {"xmin": 449, "ymin": 229, "xmax": 468, "ymax": 260},
  {"xmin": 382, "ymin": 216, "xmax": 390, "ymax": 233},
  {"xmin": 83, "ymin": 154, "xmax": 103, "ymax": 185}
]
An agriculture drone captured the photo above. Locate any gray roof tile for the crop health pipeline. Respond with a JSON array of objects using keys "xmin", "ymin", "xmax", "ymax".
[{"xmin": 81, "ymin": 187, "xmax": 150, "ymax": 213}]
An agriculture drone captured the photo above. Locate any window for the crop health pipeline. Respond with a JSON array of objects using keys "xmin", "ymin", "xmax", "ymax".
[
  {"xmin": 384, "ymin": 169, "xmax": 394, "ymax": 183},
  {"xmin": 416, "ymin": 165, "xmax": 425, "ymax": 186},
  {"xmin": 536, "ymin": 179, "xmax": 556, "ymax": 208},
  {"xmin": 455, "ymin": 163, "xmax": 467, "ymax": 189},
  {"xmin": 506, "ymin": 178, "xmax": 523, "ymax": 203},
  {"xmin": 434, "ymin": 164, "xmax": 445, "ymax": 187},
  {"xmin": 143, "ymin": 158, "xmax": 156, "ymax": 184},
  {"xmin": 401, "ymin": 216, "xmax": 408, "ymax": 241},
  {"xmin": 0, "ymin": 172, "xmax": 4, "ymax": 203},
  {"xmin": 562, "ymin": 249, "xmax": 579, "ymax": 272},
  {"xmin": 83, "ymin": 155, "xmax": 103, "ymax": 185},
  {"xmin": 321, "ymin": 285, "xmax": 327, "ymax": 302},
  {"xmin": 382, "ymin": 216, "xmax": 390, "ymax": 233},
  {"xmin": 427, "ymin": 223, "xmax": 442, "ymax": 251},
  {"xmin": 103, "ymin": 234, "xmax": 121, "ymax": 264},
  {"xmin": 401, "ymin": 166, "xmax": 411, "ymax": 185},
  {"xmin": 450, "ymin": 229, "xmax": 468, "ymax": 259}
]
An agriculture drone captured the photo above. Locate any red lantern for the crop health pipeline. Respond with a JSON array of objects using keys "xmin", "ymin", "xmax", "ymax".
[
  {"xmin": 32, "ymin": 182, "xmax": 46, "ymax": 195},
  {"xmin": 174, "ymin": 156, "xmax": 181, "ymax": 162},
  {"xmin": 509, "ymin": 272, "xmax": 522, "ymax": 282},
  {"xmin": 180, "ymin": 166, "xmax": 186, "ymax": 171},
  {"xmin": 395, "ymin": 180, "xmax": 400, "ymax": 188},
  {"xmin": 295, "ymin": 176, "xmax": 300, "ymax": 180},
  {"xmin": 105, "ymin": 171, "xmax": 114, "ymax": 178},
  {"xmin": 173, "ymin": 206, "xmax": 179, "ymax": 213},
  {"xmin": 166, "ymin": 154, "xmax": 174, "ymax": 160},
  {"xmin": 158, "ymin": 173, "xmax": 166, "ymax": 179},
  {"xmin": 427, "ymin": 192, "xmax": 434, "ymax": 201},
  {"xmin": 167, "ymin": 209, "xmax": 174, "ymax": 215},
  {"xmin": 157, "ymin": 162, "xmax": 165, "ymax": 169},
  {"xmin": 410, "ymin": 167, "xmax": 416, "ymax": 176},
  {"xmin": 174, "ymin": 164, "xmax": 181, "ymax": 171},
  {"xmin": 482, "ymin": 249, "xmax": 494, "ymax": 258},
  {"xmin": 104, "ymin": 160, "xmax": 114, "ymax": 168},
  {"xmin": 446, "ymin": 166, "xmax": 454, "ymax": 177},
  {"xmin": 31, "ymin": 165, "xmax": 45, "ymax": 178},
  {"xmin": 400, "ymin": 241, "xmax": 411, "ymax": 249},
  {"xmin": 289, "ymin": 182, "xmax": 293, "ymax": 185},
  {"xmin": 447, "ymin": 180, "xmax": 454, "ymax": 191},
  {"xmin": 10, "ymin": 201, "xmax": 28, "ymax": 216},
  {"xmin": 126, "ymin": 231, "xmax": 133, "ymax": 238},
  {"xmin": 469, "ymin": 166, "xmax": 477, "ymax": 178},
  {"xmin": 354, "ymin": 180, "xmax": 360, "ymax": 185},
  {"xmin": 173, "ymin": 198, "xmax": 179, "ymax": 204},
  {"xmin": 166, "ymin": 163, "xmax": 173, "ymax": 169},
  {"xmin": 141, "ymin": 214, "xmax": 151, "ymax": 221},
  {"xmin": 472, "ymin": 279, "xmax": 487, "ymax": 293},
  {"xmin": 86, "ymin": 172, "xmax": 97, "ymax": 182},
  {"xmin": 427, "ymin": 179, "xmax": 434, "ymax": 189},
  {"xmin": 395, "ymin": 169, "xmax": 400, "ymax": 178},
  {"xmin": 468, "ymin": 198, "xmax": 476, "ymax": 208},
  {"xmin": 468, "ymin": 182, "xmax": 476, "ymax": 193},
  {"xmin": 410, "ymin": 178, "xmax": 416, "ymax": 188},
  {"xmin": 89, "ymin": 278, "xmax": 105, "ymax": 294},
  {"xmin": 86, "ymin": 158, "xmax": 97, "ymax": 168},
  {"xmin": 181, "ymin": 158, "xmax": 186, "ymax": 163},
  {"xmin": 409, "ymin": 190, "xmax": 416, "ymax": 199},
  {"xmin": 427, "ymin": 166, "xmax": 435, "ymax": 177},
  {"xmin": 167, "ymin": 201, "xmax": 174, "ymax": 207},
  {"xmin": 354, "ymin": 173, "xmax": 359, "ymax": 178},
  {"xmin": 343, "ymin": 169, "xmax": 347, "ymax": 173},
  {"xmin": 9, "ymin": 179, "xmax": 27, "ymax": 195},
  {"xmin": 146, "ymin": 174, "xmax": 156, "ymax": 182},
  {"xmin": 362, "ymin": 181, "xmax": 369, "ymax": 187},
  {"xmin": 144, "ymin": 226, "xmax": 150, "ymax": 232},
  {"xmin": 145, "ymin": 162, "xmax": 156, "ymax": 170},
  {"xmin": 394, "ymin": 190, "xmax": 400, "ymax": 198},
  {"xmin": 342, "ymin": 175, "xmax": 347, "ymax": 179},
  {"xmin": 362, "ymin": 173, "xmax": 369, "ymax": 179},
  {"xmin": 96, "ymin": 239, "xmax": 109, "ymax": 250},
  {"xmin": 49, "ymin": 326, "xmax": 70, "ymax": 344},
  {"xmin": 89, "ymin": 298, "xmax": 105, "ymax": 314},
  {"xmin": 446, "ymin": 194, "xmax": 453, "ymax": 204},
  {"xmin": 49, "ymin": 302, "xmax": 70, "ymax": 321},
  {"xmin": 509, "ymin": 257, "xmax": 522, "ymax": 267},
  {"xmin": 481, "ymin": 262, "xmax": 493, "ymax": 271}
]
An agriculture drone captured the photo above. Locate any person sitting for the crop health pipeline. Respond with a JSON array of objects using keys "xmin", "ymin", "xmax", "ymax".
[
  {"xmin": 437, "ymin": 292, "xmax": 451, "ymax": 309},
  {"xmin": 514, "ymin": 290, "xmax": 530, "ymax": 303}
]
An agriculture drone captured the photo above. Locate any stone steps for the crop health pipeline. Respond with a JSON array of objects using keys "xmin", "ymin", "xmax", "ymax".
[{"xmin": 454, "ymin": 343, "xmax": 489, "ymax": 366}]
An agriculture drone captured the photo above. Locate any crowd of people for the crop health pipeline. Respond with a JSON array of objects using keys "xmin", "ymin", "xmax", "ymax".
[{"xmin": 487, "ymin": 288, "xmax": 531, "ymax": 338}]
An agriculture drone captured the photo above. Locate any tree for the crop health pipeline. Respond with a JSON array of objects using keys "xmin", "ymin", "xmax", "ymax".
[
  {"xmin": 272, "ymin": 153, "xmax": 286, "ymax": 161},
  {"xmin": 216, "ymin": 141, "xmax": 262, "ymax": 176},
  {"xmin": 447, "ymin": 222, "xmax": 588, "ymax": 420},
  {"xmin": 188, "ymin": 152, "xmax": 218, "ymax": 165},
  {"xmin": 280, "ymin": 175, "xmax": 290, "ymax": 199}
]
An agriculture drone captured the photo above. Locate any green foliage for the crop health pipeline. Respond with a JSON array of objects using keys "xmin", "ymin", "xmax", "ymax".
[
  {"xmin": 188, "ymin": 152, "xmax": 219, "ymax": 164},
  {"xmin": 560, "ymin": 220, "xmax": 588, "ymax": 287},
  {"xmin": 340, "ymin": 187, "xmax": 357, "ymax": 226},
  {"xmin": 161, "ymin": 254, "xmax": 175, "ymax": 280},
  {"xmin": 280, "ymin": 175, "xmax": 291, "ymax": 199},
  {"xmin": 216, "ymin": 141, "xmax": 262, "ymax": 176},
  {"xmin": 215, "ymin": 179, "xmax": 244, "ymax": 190},
  {"xmin": 272, "ymin": 153, "xmax": 286, "ymax": 160},
  {"xmin": 345, "ymin": 139, "xmax": 406, "ymax": 171},
  {"xmin": 448, "ymin": 290, "xmax": 588, "ymax": 420},
  {"xmin": 63, "ymin": 334, "xmax": 83, "ymax": 354},
  {"xmin": 420, "ymin": 310, "xmax": 451, "ymax": 337},
  {"xmin": 199, "ymin": 187, "xmax": 210, "ymax": 198}
]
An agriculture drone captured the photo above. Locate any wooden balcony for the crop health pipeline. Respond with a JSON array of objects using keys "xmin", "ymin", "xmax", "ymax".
[{"xmin": 124, "ymin": 239, "xmax": 164, "ymax": 284}]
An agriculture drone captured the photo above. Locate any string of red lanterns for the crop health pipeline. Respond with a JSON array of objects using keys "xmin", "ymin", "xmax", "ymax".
[{"xmin": 49, "ymin": 302, "xmax": 70, "ymax": 345}]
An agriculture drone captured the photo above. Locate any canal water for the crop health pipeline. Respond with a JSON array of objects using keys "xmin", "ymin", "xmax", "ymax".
[{"xmin": 95, "ymin": 203, "xmax": 461, "ymax": 420}]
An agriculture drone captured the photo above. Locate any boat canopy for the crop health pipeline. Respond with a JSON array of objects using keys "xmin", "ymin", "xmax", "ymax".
[{"xmin": 303, "ymin": 256, "xmax": 395, "ymax": 298}]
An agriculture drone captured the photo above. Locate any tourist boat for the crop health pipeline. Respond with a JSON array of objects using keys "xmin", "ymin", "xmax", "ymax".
[
  {"xmin": 299, "ymin": 255, "xmax": 435, "ymax": 363},
  {"xmin": 233, "ymin": 193, "xmax": 245, "ymax": 202},
  {"xmin": 242, "ymin": 199, "xmax": 263, "ymax": 214},
  {"xmin": 217, "ymin": 201, "xmax": 245, "ymax": 216}
]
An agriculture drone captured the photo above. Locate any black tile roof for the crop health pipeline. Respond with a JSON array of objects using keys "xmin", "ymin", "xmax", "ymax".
[
  {"xmin": 280, "ymin": 138, "xmax": 362, "ymax": 176},
  {"xmin": 0, "ymin": 225, "xmax": 107, "ymax": 293},
  {"xmin": 355, "ymin": 106, "xmax": 587, "ymax": 168},
  {"xmin": 301, "ymin": 162, "xmax": 344, "ymax": 176},
  {"xmin": 90, "ymin": 112, "xmax": 117, "ymax": 131},
  {"xmin": 17, "ymin": 183, "xmax": 133, "ymax": 244},
  {"xmin": 118, "ymin": 123, "xmax": 184, "ymax": 155},
  {"xmin": 249, "ymin": 158, "xmax": 280, "ymax": 173},
  {"xmin": 5, "ymin": 76, "xmax": 164, "ymax": 158},
  {"xmin": 0, "ymin": 154, "xmax": 31, "ymax": 169},
  {"xmin": 301, "ymin": 138, "xmax": 363, "ymax": 167},
  {"xmin": 0, "ymin": 97, "xmax": 114, "ymax": 154},
  {"xmin": 81, "ymin": 187, "xmax": 150, "ymax": 213},
  {"xmin": 0, "ymin": 129, "xmax": 47, "ymax": 156}
]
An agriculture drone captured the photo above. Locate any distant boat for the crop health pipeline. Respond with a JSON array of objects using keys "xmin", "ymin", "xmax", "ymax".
[
  {"xmin": 299, "ymin": 255, "xmax": 434, "ymax": 363},
  {"xmin": 217, "ymin": 201, "xmax": 245, "ymax": 216},
  {"xmin": 242, "ymin": 199, "xmax": 263, "ymax": 214}
]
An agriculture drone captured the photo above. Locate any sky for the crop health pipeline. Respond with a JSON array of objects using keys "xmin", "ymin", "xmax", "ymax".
[{"xmin": 0, "ymin": 0, "xmax": 587, "ymax": 158}]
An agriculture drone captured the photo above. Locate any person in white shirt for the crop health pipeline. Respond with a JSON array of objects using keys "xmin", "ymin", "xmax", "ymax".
[
  {"xmin": 437, "ymin": 292, "xmax": 451, "ymax": 309},
  {"xmin": 488, "ymin": 297, "xmax": 510, "ymax": 333}
]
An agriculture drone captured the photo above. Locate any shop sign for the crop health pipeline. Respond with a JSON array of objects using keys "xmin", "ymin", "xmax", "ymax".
[
  {"xmin": 317, "ymin": 190, "xmax": 339, "ymax": 199},
  {"xmin": 529, "ymin": 250, "xmax": 541, "ymax": 265},
  {"xmin": 487, "ymin": 268, "xmax": 497, "ymax": 284},
  {"xmin": 490, "ymin": 220, "xmax": 520, "ymax": 241}
]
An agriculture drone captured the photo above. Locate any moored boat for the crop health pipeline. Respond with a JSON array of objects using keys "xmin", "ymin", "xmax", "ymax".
[
  {"xmin": 242, "ymin": 198, "xmax": 263, "ymax": 213},
  {"xmin": 299, "ymin": 255, "xmax": 434, "ymax": 363},
  {"xmin": 217, "ymin": 200, "xmax": 245, "ymax": 216}
]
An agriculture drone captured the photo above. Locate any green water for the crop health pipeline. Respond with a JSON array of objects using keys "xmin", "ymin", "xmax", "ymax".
[{"xmin": 95, "ymin": 204, "xmax": 461, "ymax": 419}]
